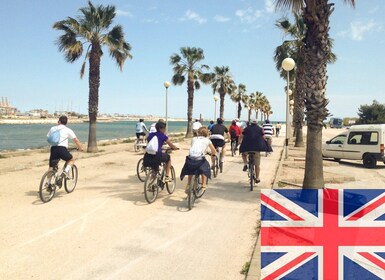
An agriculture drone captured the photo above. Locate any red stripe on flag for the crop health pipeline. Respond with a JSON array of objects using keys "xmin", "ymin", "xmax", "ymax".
[
  {"xmin": 261, "ymin": 193, "xmax": 304, "ymax": 221},
  {"xmin": 263, "ymin": 252, "xmax": 315, "ymax": 280},
  {"xmin": 358, "ymin": 252, "xmax": 385, "ymax": 270},
  {"xmin": 347, "ymin": 195, "xmax": 385, "ymax": 221}
]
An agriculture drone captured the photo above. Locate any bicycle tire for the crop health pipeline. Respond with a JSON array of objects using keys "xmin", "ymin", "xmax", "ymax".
[
  {"xmin": 249, "ymin": 163, "xmax": 254, "ymax": 191},
  {"xmin": 166, "ymin": 166, "xmax": 176, "ymax": 194},
  {"xmin": 136, "ymin": 158, "xmax": 147, "ymax": 182},
  {"xmin": 188, "ymin": 177, "xmax": 197, "ymax": 210},
  {"xmin": 64, "ymin": 165, "xmax": 78, "ymax": 193},
  {"xmin": 39, "ymin": 170, "xmax": 56, "ymax": 203},
  {"xmin": 144, "ymin": 171, "xmax": 158, "ymax": 203}
]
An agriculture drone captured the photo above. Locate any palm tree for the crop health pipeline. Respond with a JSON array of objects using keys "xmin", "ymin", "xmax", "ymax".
[
  {"xmin": 53, "ymin": 1, "xmax": 132, "ymax": 152},
  {"xmin": 275, "ymin": 0, "xmax": 355, "ymax": 189},
  {"xmin": 231, "ymin": 83, "xmax": 247, "ymax": 119},
  {"xmin": 253, "ymin": 91, "xmax": 264, "ymax": 121},
  {"xmin": 170, "ymin": 47, "xmax": 212, "ymax": 137},
  {"xmin": 211, "ymin": 66, "xmax": 236, "ymax": 119},
  {"xmin": 244, "ymin": 93, "xmax": 255, "ymax": 122}
]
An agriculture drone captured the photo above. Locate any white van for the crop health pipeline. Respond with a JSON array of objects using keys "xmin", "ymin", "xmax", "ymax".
[{"xmin": 322, "ymin": 124, "xmax": 385, "ymax": 168}]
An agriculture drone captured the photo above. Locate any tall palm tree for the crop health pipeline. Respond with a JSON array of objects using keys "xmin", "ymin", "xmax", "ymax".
[
  {"xmin": 275, "ymin": 0, "xmax": 355, "ymax": 189},
  {"xmin": 253, "ymin": 91, "xmax": 264, "ymax": 121},
  {"xmin": 53, "ymin": 1, "xmax": 132, "ymax": 152},
  {"xmin": 170, "ymin": 47, "xmax": 212, "ymax": 137},
  {"xmin": 231, "ymin": 83, "xmax": 247, "ymax": 119},
  {"xmin": 211, "ymin": 66, "xmax": 236, "ymax": 119}
]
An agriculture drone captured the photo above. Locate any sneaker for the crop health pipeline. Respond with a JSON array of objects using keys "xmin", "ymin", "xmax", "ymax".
[
  {"xmin": 165, "ymin": 176, "xmax": 172, "ymax": 183},
  {"xmin": 62, "ymin": 170, "xmax": 70, "ymax": 179},
  {"xmin": 201, "ymin": 184, "xmax": 207, "ymax": 190},
  {"xmin": 243, "ymin": 165, "xmax": 248, "ymax": 172},
  {"xmin": 256, "ymin": 178, "xmax": 261, "ymax": 184}
]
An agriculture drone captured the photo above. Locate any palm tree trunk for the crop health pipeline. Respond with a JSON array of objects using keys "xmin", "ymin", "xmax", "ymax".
[
  {"xmin": 219, "ymin": 92, "xmax": 225, "ymax": 119},
  {"xmin": 302, "ymin": 0, "xmax": 332, "ymax": 189},
  {"xmin": 87, "ymin": 43, "xmax": 101, "ymax": 153},
  {"xmin": 237, "ymin": 102, "xmax": 242, "ymax": 119},
  {"xmin": 185, "ymin": 79, "xmax": 194, "ymax": 138},
  {"xmin": 248, "ymin": 109, "xmax": 251, "ymax": 122},
  {"xmin": 294, "ymin": 62, "xmax": 305, "ymax": 147}
]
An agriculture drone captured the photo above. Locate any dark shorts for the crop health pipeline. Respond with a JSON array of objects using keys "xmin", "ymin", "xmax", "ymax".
[
  {"xmin": 136, "ymin": 132, "xmax": 146, "ymax": 139},
  {"xmin": 211, "ymin": 139, "xmax": 226, "ymax": 148},
  {"xmin": 49, "ymin": 146, "xmax": 73, "ymax": 167},
  {"xmin": 143, "ymin": 152, "xmax": 170, "ymax": 169}
]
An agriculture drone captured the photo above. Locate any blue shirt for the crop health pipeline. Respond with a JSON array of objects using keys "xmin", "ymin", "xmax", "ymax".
[{"xmin": 147, "ymin": 131, "xmax": 168, "ymax": 153}]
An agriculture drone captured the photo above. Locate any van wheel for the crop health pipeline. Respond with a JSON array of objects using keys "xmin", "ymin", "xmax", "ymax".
[{"xmin": 363, "ymin": 154, "xmax": 376, "ymax": 168}]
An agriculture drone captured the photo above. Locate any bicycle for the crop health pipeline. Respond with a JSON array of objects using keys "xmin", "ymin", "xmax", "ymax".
[
  {"xmin": 136, "ymin": 157, "xmax": 148, "ymax": 182},
  {"xmin": 212, "ymin": 146, "xmax": 223, "ymax": 178},
  {"xmin": 246, "ymin": 152, "xmax": 259, "ymax": 191},
  {"xmin": 134, "ymin": 135, "xmax": 147, "ymax": 152},
  {"xmin": 187, "ymin": 170, "xmax": 206, "ymax": 210},
  {"xmin": 39, "ymin": 150, "xmax": 79, "ymax": 203},
  {"xmin": 143, "ymin": 149, "xmax": 177, "ymax": 204}
]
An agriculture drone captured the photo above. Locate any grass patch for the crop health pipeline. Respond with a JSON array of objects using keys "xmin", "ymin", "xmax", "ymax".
[
  {"xmin": 0, "ymin": 154, "xmax": 7, "ymax": 159},
  {"xmin": 240, "ymin": 261, "xmax": 250, "ymax": 275}
]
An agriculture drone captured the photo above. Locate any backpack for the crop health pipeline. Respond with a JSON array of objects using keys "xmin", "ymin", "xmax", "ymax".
[
  {"xmin": 47, "ymin": 129, "xmax": 61, "ymax": 146},
  {"xmin": 145, "ymin": 135, "xmax": 158, "ymax": 155},
  {"xmin": 230, "ymin": 127, "xmax": 237, "ymax": 138}
]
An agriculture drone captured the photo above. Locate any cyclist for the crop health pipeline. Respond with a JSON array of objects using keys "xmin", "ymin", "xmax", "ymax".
[
  {"xmin": 229, "ymin": 120, "xmax": 241, "ymax": 151},
  {"xmin": 135, "ymin": 118, "xmax": 149, "ymax": 143},
  {"xmin": 47, "ymin": 116, "xmax": 83, "ymax": 177},
  {"xmin": 239, "ymin": 119, "xmax": 266, "ymax": 184},
  {"xmin": 207, "ymin": 120, "xmax": 215, "ymax": 131},
  {"xmin": 192, "ymin": 119, "xmax": 202, "ymax": 136},
  {"xmin": 180, "ymin": 127, "xmax": 216, "ymax": 192},
  {"xmin": 143, "ymin": 121, "xmax": 178, "ymax": 183},
  {"xmin": 262, "ymin": 119, "xmax": 274, "ymax": 156},
  {"xmin": 209, "ymin": 118, "xmax": 230, "ymax": 168},
  {"xmin": 275, "ymin": 122, "xmax": 281, "ymax": 137}
]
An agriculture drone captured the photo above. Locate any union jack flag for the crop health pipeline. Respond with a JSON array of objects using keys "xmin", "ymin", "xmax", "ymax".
[{"xmin": 260, "ymin": 189, "xmax": 385, "ymax": 279}]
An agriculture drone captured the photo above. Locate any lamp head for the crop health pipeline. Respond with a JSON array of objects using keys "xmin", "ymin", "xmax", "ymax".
[
  {"xmin": 281, "ymin": 57, "xmax": 295, "ymax": 71},
  {"xmin": 163, "ymin": 81, "xmax": 170, "ymax": 88}
]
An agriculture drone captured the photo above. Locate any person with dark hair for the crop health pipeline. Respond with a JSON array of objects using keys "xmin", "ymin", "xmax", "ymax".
[
  {"xmin": 262, "ymin": 119, "xmax": 274, "ymax": 156},
  {"xmin": 149, "ymin": 118, "xmax": 165, "ymax": 133},
  {"xmin": 143, "ymin": 121, "xmax": 178, "ymax": 183},
  {"xmin": 239, "ymin": 119, "xmax": 266, "ymax": 183},
  {"xmin": 135, "ymin": 118, "xmax": 149, "ymax": 143},
  {"xmin": 229, "ymin": 120, "xmax": 241, "ymax": 151},
  {"xmin": 209, "ymin": 118, "xmax": 230, "ymax": 170},
  {"xmin": 46, "ymin": 116, "xmax": 83, "ymax": 177},
  {"xmin": 207, "ymin": 120, "xmax": 215, "ymax": 131}
]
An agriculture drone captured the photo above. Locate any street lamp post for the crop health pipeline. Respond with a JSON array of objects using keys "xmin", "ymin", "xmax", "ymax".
[
  {"xmin": 214, "ymin": 95, "xmax": 219, "ymax": 120},
  {"xmin": 164, "ymin": 81, "xmax": 170, "ymax": 134},
  {"xmin": 281, "ymin": 58, "xmax": 295, "ymax": 159}
]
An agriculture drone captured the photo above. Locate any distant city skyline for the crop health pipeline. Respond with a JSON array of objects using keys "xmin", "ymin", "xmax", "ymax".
[{"xmin": 1, "ymin": 0, "xmax": 384, "ymax": 121}]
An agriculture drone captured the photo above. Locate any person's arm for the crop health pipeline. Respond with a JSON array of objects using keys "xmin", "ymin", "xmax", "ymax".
[
  {"xmin": 73, "ymin": 138, "xmax": 84, "ymax": 151},
  {"xmin": 143, "ymin": 123, "xmax": 149, "ymax": 133},
  {"xmin": 208, "ymin": 143, "xmax": 216, "ymax": 156},
  {"xmin": 165, "ymin": 139, "xmax": 178, "ymax": 150}
]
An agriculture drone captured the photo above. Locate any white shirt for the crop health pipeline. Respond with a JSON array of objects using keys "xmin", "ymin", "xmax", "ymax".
[
  {"xmin": 192, "ymin": 121, "xmax": 202, "ymax": 130},
  {"xmin": 149, "ymin": 122, "xmax": 157, "ymax": 133},
  {"xmin": 47, "ymin": 124, "xmax": 76, "ymax": 148},
  {"xmin": 189, "ymin": 136, "xmax": 212, "ymax": 158}
]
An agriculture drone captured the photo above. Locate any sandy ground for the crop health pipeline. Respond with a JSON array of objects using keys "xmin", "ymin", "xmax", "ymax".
[{"xmin": 0, "ymin": 134, "xmax": 283, "ymax": 280}]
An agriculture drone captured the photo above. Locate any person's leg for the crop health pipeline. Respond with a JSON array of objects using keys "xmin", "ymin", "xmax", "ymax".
[
  {"xmin": 242, "ymin": 153, "xmax": 248, "ymax": 171},
  {"xmin": 220, "ymin": 143, "xmax": 226, "ymax": 163},
  {"xmin": 254, "ymin": 152, "xmax": 261, "ymax": 182},
  {"xmin": 201, "ymin": 175, "xmax": 207, "ymax": 188}
]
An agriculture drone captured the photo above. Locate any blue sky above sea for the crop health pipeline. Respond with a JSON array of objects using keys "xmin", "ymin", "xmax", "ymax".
[{"xmin": 0, "ymin": 0, "xmax": 384, "ymax": 122}]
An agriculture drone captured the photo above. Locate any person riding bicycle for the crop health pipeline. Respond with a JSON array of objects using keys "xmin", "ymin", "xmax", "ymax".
[
  {"xmin": 180, "ymin": 127, "xmax": 216, "ymax": 192},
  {"xmin": 275, "ymin": 122, "xmax": 281, "ymax": 137},
  {"xmin": 262, "ymin": 119, "xmax": 274, "ymax": 156},
  {"xmin": 229, "ymin": 120, "xmax": 241, "ymax": 151},
  {"xmin": 143, "ymin": 121, "xmax": 178, "ymax": 183},
  {"xmin": 135, "ymin": 118, "xmax": 149, "ymax": 142},
  {"xmin": 47, "ymin": 116, "xmax": 83, "ymax": 177},
  {"xmin": 209, "ymin": 118, "xmax": 230, "ymax": 168},
  {"xmin": 239, "ymin": 119, "xmax": 266, "ymax": 184}
]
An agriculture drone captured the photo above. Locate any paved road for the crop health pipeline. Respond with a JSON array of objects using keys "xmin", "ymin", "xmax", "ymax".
[{"xmin": 0, "ymin": 138, "xmax": 283, "ymax": 280}]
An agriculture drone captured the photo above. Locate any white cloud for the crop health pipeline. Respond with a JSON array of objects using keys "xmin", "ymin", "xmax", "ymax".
[
  {"xmin": 116, "ymin": 9, "xmax": 133, "ymax": 17},
  {"xmin": 265, "ymin": 0, "xmax": 275, "ymax": 13},
  {"xmin": 235, "ymin": 8, "xmax": 263, "ymax": 23},
  {"xmin": 180, "ymin": 10, "xmax": 207, "ymax": 24},
  {"xmin": 350, "ymin": 20, "xmax": 382, "ymax": 40},
  {"xmin": 214, "ymin": 15, "xmax": 231, "ymax": 23}
]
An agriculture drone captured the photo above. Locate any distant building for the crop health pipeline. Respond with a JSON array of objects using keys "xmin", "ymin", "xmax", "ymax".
[
  {"xmin": 0, "ymin": 97, "xmax": 17, "ymax": 116},
  {"xmin": 26, "ymin": 109, "xmax": 49, "ymax": 118}
]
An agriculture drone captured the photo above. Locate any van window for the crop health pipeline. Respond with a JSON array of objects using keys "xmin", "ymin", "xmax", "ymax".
[
  {"xmin": 348, "ymin": 131, "xmax": 378, "ymax": 145},
  {"xmin": 330, "ymin": 135, "xmax": 346, "ymax": 144}
]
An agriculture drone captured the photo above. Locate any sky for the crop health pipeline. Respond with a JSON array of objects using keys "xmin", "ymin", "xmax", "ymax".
[{"xmin": 0, "ymin": 0, "xmax": 384, "ymax": 122}]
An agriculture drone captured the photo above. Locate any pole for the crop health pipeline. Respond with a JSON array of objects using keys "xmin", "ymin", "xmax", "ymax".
[
  {"xmin": 285, "ymin": 71, "xmax": 290, "ymax": 159},
  {"xmin": 214, "ymin": 100, "xmax": 217, "ymax": 120},
  {"xmin": 165, "ymin": 87, "xmax": 168, "ymax": 134}
]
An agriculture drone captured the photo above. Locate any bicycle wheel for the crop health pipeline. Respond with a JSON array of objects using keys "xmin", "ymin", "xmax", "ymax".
[
  {"xmin": 249, "ymin": 163, "xmax": 254, "ymax": 191},
  {"xmin": 39, "ymin": 170, "xmax": 56, "ymax": 203},
  {"xmin": 144, "ymin": 171, "xmax": 159, "ymax": 203},
  {"xmin": 136, "ymin": 158, "xmax": 148, "ymax": 182},
  {"xmin": 195, "ymin": 175, "xmax": 206, "ymax": 198},
  {"xmin": 64, "ymin": 165, "xmax": 78, "ymax": 193},
  {"xmin": 166, "ymin": 166, "xmax": 176, "ymax": 194},
  {"xmin": 188, "ymin": 177, "xmax": 197, "ymax": 210}
]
